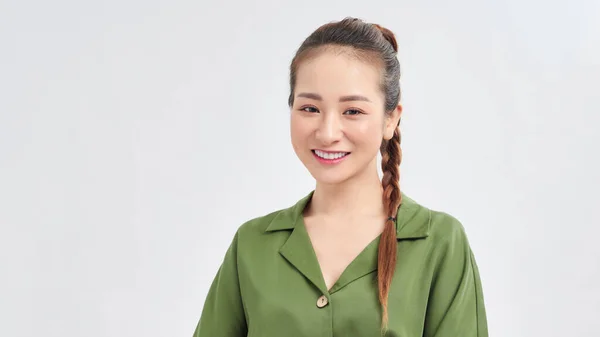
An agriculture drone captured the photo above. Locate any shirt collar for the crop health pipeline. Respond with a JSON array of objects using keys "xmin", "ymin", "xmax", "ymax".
[{"xmin": 265, "ymin": 190, "xmax": 430, "ymax": 240}]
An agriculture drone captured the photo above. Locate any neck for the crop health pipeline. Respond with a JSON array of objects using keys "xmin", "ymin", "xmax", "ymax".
[{"xmin": 308, "ymin": 166, "xmax": 385, "ymax": 219}]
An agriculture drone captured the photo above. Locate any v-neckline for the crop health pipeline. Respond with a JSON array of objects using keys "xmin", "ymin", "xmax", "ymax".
[
  {"xmin": 279, "ymin": 214, "xmax": 382, "ymax": 295},
  {"xmin": 276, "ymin": 189, "xmax": 430, "ymax": 295}
]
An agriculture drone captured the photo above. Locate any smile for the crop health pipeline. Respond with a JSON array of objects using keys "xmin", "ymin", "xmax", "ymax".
[{"xmin": 312, "ymin": 149, "xmax": 351, "ymax": 164}]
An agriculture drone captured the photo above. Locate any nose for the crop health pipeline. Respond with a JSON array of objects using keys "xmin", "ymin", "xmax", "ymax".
[{"xmin": 315, "ymin": 112, "xmax": 343, "ymax": 146}]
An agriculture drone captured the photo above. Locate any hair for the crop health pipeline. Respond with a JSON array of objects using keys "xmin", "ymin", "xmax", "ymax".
[{"xmin": 287, "ymin": 17, "xmax": 403, "ymax": 332}]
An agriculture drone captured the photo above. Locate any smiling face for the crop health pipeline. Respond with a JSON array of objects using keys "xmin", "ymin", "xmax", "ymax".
[{"xmin": 290, "ymin": 48, "xmax": 400, "ymax": 185}]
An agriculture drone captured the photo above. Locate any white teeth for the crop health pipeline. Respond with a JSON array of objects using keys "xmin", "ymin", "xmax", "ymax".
[{"xmin": 314, "ymin": 150, "xmax": 348, "ymax": 160}]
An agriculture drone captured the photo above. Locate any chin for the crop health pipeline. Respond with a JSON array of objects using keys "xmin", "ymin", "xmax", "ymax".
[{"xmin": 309, "ymin": 169, "xmax": 354, "ymax": 185}]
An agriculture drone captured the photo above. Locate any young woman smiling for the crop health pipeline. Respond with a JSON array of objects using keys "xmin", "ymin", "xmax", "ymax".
[{"xmin": 193, "ymin": 17, "xmax": 488, "ymax": 337}]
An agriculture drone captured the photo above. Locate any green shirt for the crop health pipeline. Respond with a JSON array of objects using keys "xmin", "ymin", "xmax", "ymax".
[{"xmin": 193, "ymin": 191, "xmax": 488, "ymax": 336}]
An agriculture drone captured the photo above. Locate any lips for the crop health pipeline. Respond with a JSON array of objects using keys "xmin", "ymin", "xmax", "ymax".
[
  {"xmin": 313, "ymin": 149, "xmax": 350, "ymax": 160},
  {"xmin": 311, "ymin": 149, "xmax": 351, "ymax": 164}
]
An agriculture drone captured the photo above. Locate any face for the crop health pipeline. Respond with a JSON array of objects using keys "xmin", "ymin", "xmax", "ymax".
[{"xmin": 290, "ymin": 49, "xmax": 401, "ymax": 185}]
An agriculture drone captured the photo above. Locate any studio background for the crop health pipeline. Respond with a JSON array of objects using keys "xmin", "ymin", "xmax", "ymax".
[{"xmin": 1, "ymin": 0, "xmax": 598, "ymax": 336}]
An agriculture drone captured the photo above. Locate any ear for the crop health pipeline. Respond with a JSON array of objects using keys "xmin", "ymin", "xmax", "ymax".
[{"xmin": 383, "ymin": 104, "xmax": 402, "ymax": 140}]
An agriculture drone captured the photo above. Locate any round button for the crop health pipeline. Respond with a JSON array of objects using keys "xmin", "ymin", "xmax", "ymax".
[{"xmin": 316, "ymin": 295, "xmax": 329, "ymax": 308}]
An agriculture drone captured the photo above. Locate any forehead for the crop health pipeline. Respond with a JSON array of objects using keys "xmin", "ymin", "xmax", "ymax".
[{"xmin": 295, "ymin": 49, "xmax": 383, "ymax": 101}]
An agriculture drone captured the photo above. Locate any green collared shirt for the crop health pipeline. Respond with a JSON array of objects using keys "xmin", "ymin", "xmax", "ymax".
[{"xmin": 193, "ymin": 191, "xmax": 488, "ymax": 337}]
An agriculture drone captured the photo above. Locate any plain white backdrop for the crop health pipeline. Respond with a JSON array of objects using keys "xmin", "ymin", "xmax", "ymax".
[{"xmin": 1, "ymin": 0, "xmax": 599, "ymax": 336}]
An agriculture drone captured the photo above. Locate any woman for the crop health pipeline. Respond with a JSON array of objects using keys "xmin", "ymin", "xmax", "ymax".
[{"xmin": 193, "ymin": 17, "xmax": 488, "ymax": 336}]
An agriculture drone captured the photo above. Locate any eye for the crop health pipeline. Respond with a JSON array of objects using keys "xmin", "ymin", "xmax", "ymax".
[
  {"xmin": 299, "ymin": 106, "xmax": 319, "ymax": 113},
  {"xmin": 344, "ymin": 109, "xmax": 364, "ymax": 116}
]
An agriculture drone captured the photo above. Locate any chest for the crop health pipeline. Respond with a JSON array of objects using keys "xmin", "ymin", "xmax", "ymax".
[
  {"xmin": 237, "ymin": 218, "xmax": 432, "ymax": 337},
  {"xmin": 304, "ymin": 217, "xmax": 384, "ymax": 290}
]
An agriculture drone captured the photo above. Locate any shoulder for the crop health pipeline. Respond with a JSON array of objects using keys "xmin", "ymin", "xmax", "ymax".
[
  {"xmin": 224, "ymin": 198, "xmax": 305, "ymax": 259},
  {"xmin": 401, "ymin": 193, "xmax": 471, "ymax": 250},
  {"xmin": 234, "ymin": 191, "xmax": 312, "ymax": 239},
  {"xmin": 428, "ymin": 210, "xmax": 469, "ymax": 245},
  {"xmin": 219, "ymin": 208, "xmax": 286, "ymax": 256},
  {"xmin": 235, "ymin": 208, "xmax": 285, "ymax": 236}
]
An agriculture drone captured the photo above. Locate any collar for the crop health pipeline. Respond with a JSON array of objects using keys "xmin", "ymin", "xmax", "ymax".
[{"xmin": 264, "ymin": 190, "xmax": 430, "ymax": 240}]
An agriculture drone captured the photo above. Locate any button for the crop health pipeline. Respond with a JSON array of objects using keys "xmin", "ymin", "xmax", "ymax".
[{"xmin": 316, "ymin": 295, "xmax": 329, "ymax": 308}]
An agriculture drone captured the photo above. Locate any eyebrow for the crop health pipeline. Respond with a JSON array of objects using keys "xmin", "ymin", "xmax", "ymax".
[{"xmin": 296, "ymin": 92, "xmax": 372, "ymax": 103}]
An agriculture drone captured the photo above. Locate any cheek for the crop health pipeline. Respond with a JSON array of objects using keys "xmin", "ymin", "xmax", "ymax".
[
  {"xmin": 290, "ymin": 114, "xmax": 308, "ymax": 148},
  {"xmin": 349, "ymin": 121, "xmax": 384, "ymax": 149}
]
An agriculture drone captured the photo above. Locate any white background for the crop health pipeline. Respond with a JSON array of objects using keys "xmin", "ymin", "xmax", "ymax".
[{"xmin": 1, "ymin": 0, "xmax": 599, "ymax": 336}]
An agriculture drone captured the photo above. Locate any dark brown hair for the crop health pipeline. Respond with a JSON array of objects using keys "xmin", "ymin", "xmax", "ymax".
[{"xmin": 287, "ymin": 17, "xmax": 403, "ymax": 331}]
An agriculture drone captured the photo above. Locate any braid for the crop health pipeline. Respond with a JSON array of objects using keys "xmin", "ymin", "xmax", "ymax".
[
  {"xmin": 377, "ymin": 126, "xmax": 402, "ymax": 332},
  {"xmin": 381, "ymin": 128, "xmax": 402, "ymax": 216}
]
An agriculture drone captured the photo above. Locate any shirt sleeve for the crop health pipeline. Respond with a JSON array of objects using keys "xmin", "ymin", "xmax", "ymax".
[
  {"xmin": 423, "ymin": 217, "xmax": 488, "ymax": 337},
  {"xmin": 193, "ymin": 231, "xmax": 248, "ymax": 337}
]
